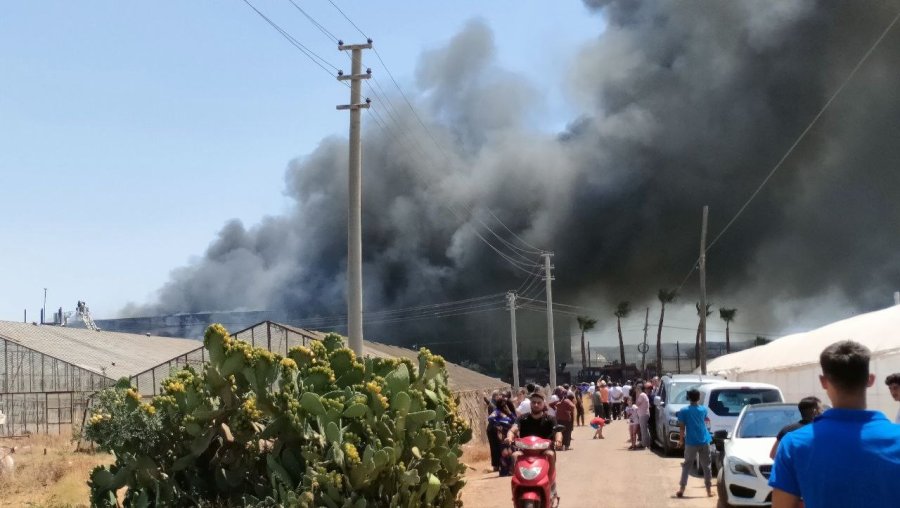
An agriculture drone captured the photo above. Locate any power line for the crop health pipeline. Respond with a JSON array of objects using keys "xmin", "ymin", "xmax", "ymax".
[
  {"xmin": 243, "ymin": 0, "xmax": 544, "ymax": 281},
  {"xmin": 676, "ymin": 8, "xmax": 900, "ymax": 292},
  {"xmin": 285, "ymin": 0, "xmax": 339, "ymax": 43},
  {"xmin": 239, "ymin": 0, "xmax": 342, "ymax": 77},
  {"xmin": 324, "ymin": 0, "xmax": 545, "ymax": 258}
]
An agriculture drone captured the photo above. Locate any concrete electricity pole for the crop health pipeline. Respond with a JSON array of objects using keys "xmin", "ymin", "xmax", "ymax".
[
  {"xmin": 542, "ymin": 252, "xmax": 557, "ymax": 388},
  {"xmin": 507, "ymin": 291, "xmax": 520, "ymax": 389},
  {"xmin": 640, "ymin": 307, "xmax": 649, "ymax": 374},
  {"xmin": 337, "ymin": 39, "xmax": 372, "ymax": 356},
  {"xmin": 698, "ymin": 205, "xmax": 709, "ymax": 374}
]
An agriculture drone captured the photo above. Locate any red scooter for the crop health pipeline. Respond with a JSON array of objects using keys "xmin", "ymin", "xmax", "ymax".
[{"xmin": 510, "ymin": 435, "xmax": 560, "ymax": 508}]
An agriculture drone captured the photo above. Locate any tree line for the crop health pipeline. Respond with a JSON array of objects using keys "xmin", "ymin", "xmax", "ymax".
[{"xmin": 576, "ymin": 290, "xmax": 739, "ymax": 378}]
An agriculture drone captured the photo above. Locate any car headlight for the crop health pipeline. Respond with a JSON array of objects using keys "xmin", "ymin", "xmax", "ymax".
[
  {"xmin": 518, "ymin": 465, "xmax": 542, "ymax": 480},
  {"xmin": 668, "ymin": 418, "xmax": 679, "ymax": 426},
  {"xmin": 727, "ymin": 457, "xmax": 757, "ymax": 477}
]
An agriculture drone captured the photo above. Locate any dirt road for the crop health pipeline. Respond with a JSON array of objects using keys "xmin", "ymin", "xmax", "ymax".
[{"xmin": 461, "ymin": 419, "xmax": 722, "ymax": 508}]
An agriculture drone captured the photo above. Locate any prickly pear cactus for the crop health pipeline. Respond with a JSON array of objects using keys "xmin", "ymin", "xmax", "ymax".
[{"xmin": 87, "ymin": 324, "xmax": 471, "ymax": 507}]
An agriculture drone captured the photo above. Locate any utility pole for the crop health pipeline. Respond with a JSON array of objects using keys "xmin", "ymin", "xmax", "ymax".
[
  {"xmin": 42, "ymin": 288, "xmax": 47, "ymax": 325},
  {"xmin": 507, "ymin": 291, "xmax": 520, "ymax": 389},
  {"xmin": 698, "ymin": 205, "xmax": 709, "ymax": 374},
  {"xmin": 337, "ymin": 39, "xmax": 372, "ymax": 356},
  {"xmin": 542, "ymin": 252, "xmax": 557, "ymax": 388},
  {"xmin": 640, "ymin": 307, "xmax": 649, "ymax": 374}
]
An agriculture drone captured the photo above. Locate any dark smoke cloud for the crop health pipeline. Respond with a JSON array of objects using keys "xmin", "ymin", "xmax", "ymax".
[{"xmin": 126, "ymin": 2, "xmax": 900, "ymax": 355}]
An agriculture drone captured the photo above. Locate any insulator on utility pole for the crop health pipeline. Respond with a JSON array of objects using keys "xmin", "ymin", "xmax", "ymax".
[
  {"xmin": 337, "ymin": 41, "xmax": 372, "ymax": 356},
  {"xmin": 542, "ymin": 252, "xmax": 557, "ymax": 388},
  {"xmin": 507, "ymin": 291, "xmax": 520, "ymax": 389}
]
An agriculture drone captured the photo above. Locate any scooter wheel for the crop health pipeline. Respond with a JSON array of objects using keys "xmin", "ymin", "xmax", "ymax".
[{"xmin": 517, "ymin": 501, "xmax": 539, "ymax": 508}]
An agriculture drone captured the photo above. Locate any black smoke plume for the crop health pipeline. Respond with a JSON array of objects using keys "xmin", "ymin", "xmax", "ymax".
[{"xmin": 125, "ymin": 1, "xmax": 900, "ymax": 363}]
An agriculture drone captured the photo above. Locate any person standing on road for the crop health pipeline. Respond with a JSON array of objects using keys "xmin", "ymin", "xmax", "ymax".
[
  {"xmin": 769, "ymin": 341, "xmax": 900, "ymax": 508},
  {"xmin": 676, "ymin": 388, "xmax": 713, "ymax": 498},
  {"xmin": 648, "ymin": 376, "xmax": 660, "ymax": 439},
  {"xmin": 599, "ymin": 381, "xmax": 611, "ymax": 420},
  {"xmin": 556, "ymin": 392, "xmax": 576, "ymax": 450},
  {"xmin": 574, "ymin": 386, "xmax": 586, "ymax": 426},
  {"xmin": 769, "ymin": 396, "xmax": 823, "ymax": 459},
  {"xmin": 591, "ymin": 381, "xmax": 603, "ymax": 419},
  {"xmin": 885, "ymin": 373, "xmax": 900, "ymax": 423},
  {"xmin": 636, "ymin": 383, "xmax": 652, "ymax": 449},
  {"xmin": 609, "ymin": 382, "xmax": 624, "ymax": 420},
  {"xmin": 625, "ymin": 396, "xmax": 639, "ymax": 449}
]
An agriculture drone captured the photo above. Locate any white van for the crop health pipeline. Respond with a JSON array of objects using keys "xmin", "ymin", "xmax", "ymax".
[{"xmin": 698, "ymin": 382, "xmax": 784, "ymax": 436}]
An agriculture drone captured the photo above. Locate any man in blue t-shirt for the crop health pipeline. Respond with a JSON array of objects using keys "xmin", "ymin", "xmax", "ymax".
[
  {"xmin": 769, "ymin": 340, "xmax": 900, "ymax": 508},
  {"xmin": 676, "ymin": 388, "xmax": 712, "ymax": 498}
]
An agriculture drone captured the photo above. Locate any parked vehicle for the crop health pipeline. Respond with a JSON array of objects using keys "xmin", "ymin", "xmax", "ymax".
[
  {"xmin": 714, "ymin": 403, "xmax": 801, "ymax": 506},
  {"xmin": 510, "ymin": 435, "xmax": 559, "ymax": 508},
  {"xmin": 698, "ymin": 382, "xmax": 784, "ymax": 436},
  {"xmin": 652, "ymin": 373, "xmax": 724, "ymax": 455}
]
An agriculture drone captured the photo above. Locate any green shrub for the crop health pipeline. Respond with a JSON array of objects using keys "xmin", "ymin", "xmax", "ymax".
[{"xmin": 86, "ymin": 324, "xmax": 471, "ymax": 507}]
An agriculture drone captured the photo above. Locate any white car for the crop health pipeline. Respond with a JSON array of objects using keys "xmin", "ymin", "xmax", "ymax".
[
  {"xmin": 698, "ymin": 382, "xmax": 784, "ymax": 436},
  {"xmin": 715, "ymin": 403, "xmax": 801, "ymax": 506}
]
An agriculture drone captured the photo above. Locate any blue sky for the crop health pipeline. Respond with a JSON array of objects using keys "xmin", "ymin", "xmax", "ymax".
[{"xmin": 0, "ymin": 1, "xmax": 601, "ymax": 320}]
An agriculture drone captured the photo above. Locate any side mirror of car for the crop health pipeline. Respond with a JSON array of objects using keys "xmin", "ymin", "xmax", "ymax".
[{"xmin": 653, "ymin": 396, "xmax": 663, "ymax": 407}]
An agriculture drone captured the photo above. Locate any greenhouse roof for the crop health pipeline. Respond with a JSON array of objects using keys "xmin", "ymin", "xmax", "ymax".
[
  {"xmin": 0, "ymin": 321, "xmax": 201, "ymax": 380},
  {"xmin": 262, "ymin": 322, "xmax": 507, "ymax": 392}
]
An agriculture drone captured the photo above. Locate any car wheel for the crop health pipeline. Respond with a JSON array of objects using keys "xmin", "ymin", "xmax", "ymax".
[{"xmin": 717, "ymin": 468, "xmax": 732, "ymax": 508}]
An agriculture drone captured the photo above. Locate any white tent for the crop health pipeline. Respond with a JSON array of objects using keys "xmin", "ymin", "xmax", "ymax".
[{"xmin": 706, "ymin": 305, "xmax": 900, "ymax": 418}]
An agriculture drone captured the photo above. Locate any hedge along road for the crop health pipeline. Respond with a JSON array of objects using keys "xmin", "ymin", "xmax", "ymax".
[{"xmin": 460, "ymin": 419, "xmax": 722, "ymax": 508}]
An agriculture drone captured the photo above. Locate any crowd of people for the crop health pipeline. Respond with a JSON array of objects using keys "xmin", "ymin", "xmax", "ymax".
[
  {"xmin": 484, "ymin": 340, "xmax": 900, "ymax": 507},
  {"xmin": 482, "ymin": 376, "xmax": 664, "ymax": 476}
]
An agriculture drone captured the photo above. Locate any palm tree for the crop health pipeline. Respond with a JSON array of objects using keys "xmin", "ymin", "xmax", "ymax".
[
  {"xmin": 656, "ymin": 289, "xmax": 677, "ymax": 375},
  {"xmin": 614, "ymin": 301, "xmax": 631, "ymax": 380},
  {"xmin": 576, "ymin": 316, "xmax": 598, "ymax": 370},
  {"xmin": 694, "ymin": 302, "xmax": 712, "ymax": 368},
  {"xmin": 719, "ymin": 308, "xmax": 737, "ymax": 353}
]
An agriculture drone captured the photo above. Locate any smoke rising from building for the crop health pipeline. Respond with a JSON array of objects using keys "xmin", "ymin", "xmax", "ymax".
[{"xmin": 125, "ymin": 1, "xmax": 900, "ymax": 356}]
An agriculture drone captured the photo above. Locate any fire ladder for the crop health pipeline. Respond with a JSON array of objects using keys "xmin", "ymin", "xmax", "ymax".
[{"xmin": 76, "ymin": 301, "xmax": 101, "ymax": 331}]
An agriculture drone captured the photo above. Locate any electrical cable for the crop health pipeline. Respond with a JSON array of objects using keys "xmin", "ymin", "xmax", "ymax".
[
  {"xmin": 239, "ymin": 0, "xmax": 342, "ymax": 77},
  {"xmin": 675, "ymin": 9, "xmax": 900, "ymax": 292}
]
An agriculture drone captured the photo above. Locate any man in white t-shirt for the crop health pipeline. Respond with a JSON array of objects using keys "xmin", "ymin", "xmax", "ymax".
[
  {"xmin": 886, "ymin": 373, "xmax": 900, "ymax": 423},
  {"xmin": 636, "ymin": 383, "xmax": 652, "ymax": 449},
  {"xmin": 516, "ymin": 383, "xmax": 537, "ymax": 416},
  {"xmin": 609, "ymin": 382, "xmax": 624, "ymax": 420}
]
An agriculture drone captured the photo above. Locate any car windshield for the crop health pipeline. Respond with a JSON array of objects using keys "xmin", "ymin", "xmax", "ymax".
[
  {"xmin": 736, "ymin": 406, "xmax": 801, "ymax": 438},
  {"xmin": 707, "ymin": 388, "xmax": 781, "ymax": 416},
  {"xmin": 669, "ymin": 383, "xmax": 703, "ymax": 404}
]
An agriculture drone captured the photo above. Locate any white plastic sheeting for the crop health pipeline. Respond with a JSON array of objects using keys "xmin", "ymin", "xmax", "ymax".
[{"xmin": 706, "ymin": 306, "xmax": 900, "ymax": 418}]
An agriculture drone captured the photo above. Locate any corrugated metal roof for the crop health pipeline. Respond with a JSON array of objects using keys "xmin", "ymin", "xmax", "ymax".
[{"xmin": 0, "ymin": 321, "xmax": 202, "ymax": 380}]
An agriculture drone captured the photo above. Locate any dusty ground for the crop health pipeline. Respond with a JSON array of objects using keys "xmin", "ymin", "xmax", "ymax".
[
  {"xmin": 0, "ymin": 434, "xmax": 112, "ymax": 507},
  {"xmin": 461, "ymin": 419, "xmax": 723, "ymax": 508}
]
